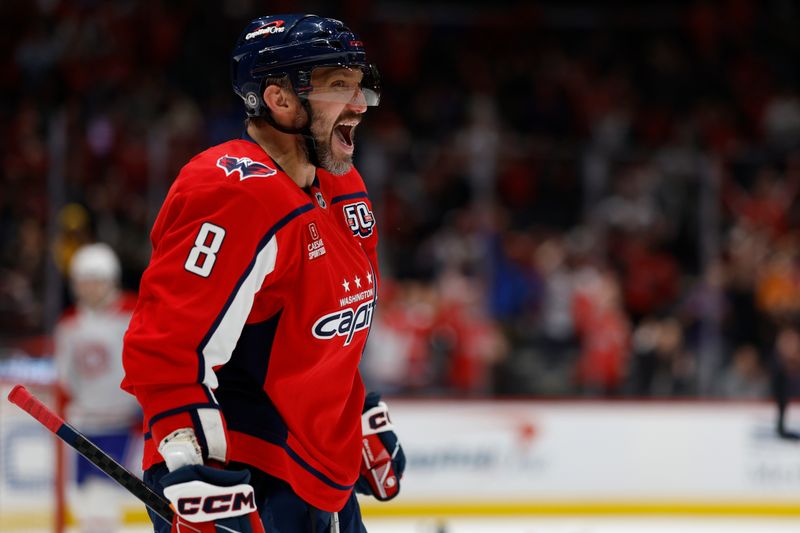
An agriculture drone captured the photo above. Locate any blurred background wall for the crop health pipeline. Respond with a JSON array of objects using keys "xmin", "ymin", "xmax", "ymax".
[{"xmin": 1, "ymin": 0, "xmax": 799, "ymax": 401}]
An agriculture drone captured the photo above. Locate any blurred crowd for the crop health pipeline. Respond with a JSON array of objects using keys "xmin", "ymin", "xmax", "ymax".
[{"xmin": 1, "ymin": 0, "xmax": 799, "ymax": 399}]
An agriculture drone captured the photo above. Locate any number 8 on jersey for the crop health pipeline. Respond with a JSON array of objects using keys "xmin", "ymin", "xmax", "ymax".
[{"xmin": 185, "ymin": 222, "xmax": 226, "ymax": 277}]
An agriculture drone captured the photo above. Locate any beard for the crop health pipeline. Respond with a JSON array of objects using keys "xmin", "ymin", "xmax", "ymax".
[
  {"xmin": 308, "ymin": 108, "xmax": 358, "ymax": 175},
  {"xmin": 315, "ymin": 141, "xmax": 351, "ymax": 176}
]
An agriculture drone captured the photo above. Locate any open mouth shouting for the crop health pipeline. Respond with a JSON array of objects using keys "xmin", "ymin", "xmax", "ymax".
[{"xmin": 333, "ymin": 120, "xmax": 359, "ymax": 154}]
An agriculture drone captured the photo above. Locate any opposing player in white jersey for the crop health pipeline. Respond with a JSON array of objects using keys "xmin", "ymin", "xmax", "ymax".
[{"xmin": 54, "ymin": 243, "xmax": 141, "ymax": 533}]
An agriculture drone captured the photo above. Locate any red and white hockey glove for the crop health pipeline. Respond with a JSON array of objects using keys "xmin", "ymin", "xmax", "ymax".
[
  {"xmin": 159, "ymin": 430, "xmax": 265, "ymax": 533},
  {"xmin": 355, "ymin": 392, "xmax": 406, "ymax": 501}
]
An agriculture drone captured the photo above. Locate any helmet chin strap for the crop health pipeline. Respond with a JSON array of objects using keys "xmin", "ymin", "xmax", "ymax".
[{"xmin": 261, "ymin": 96, "xmax": 321, "ymax": 168}]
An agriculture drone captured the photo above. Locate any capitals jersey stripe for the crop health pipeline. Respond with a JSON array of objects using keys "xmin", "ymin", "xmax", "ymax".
[
  {"xmin": 193, "ymin": 408, "xmax": 228, "ymax": 463},
  {"xmin": 282, "ymin": 443, "xmax": 354, "ymax": 491},
  {"xmin": 195, "ymin": 202, "xmax": 314, "ymax": 388},
  {"xmin": 331, "ymin": 191, "xmax": 369, "ymax": 204},
  {"xmin": 196, "ymin": 234, "xmax": 277, "ymax": 388},
  {"xmin": 223, "ymin": 394, "xmax": 353, "ymax": 491},
  {"xmin": 148, "ymin": 402, "xmax": 221, "ymax": 430},
  {"xmin": 217, "ymin": 314, "xmax": 288, "ymax": 442}
]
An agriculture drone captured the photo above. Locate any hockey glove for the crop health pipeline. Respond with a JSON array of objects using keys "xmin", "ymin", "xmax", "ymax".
[
  {"xmin": 355, "ymin": 392, "xmax": 406, "ymax": 501},
  {"xmin": 158, "ymin": 429, "xmax": 264, "ymax": 533},
  {"xmin": 161, "ymin": 465, "xmax": 265, "ymax": 533}
]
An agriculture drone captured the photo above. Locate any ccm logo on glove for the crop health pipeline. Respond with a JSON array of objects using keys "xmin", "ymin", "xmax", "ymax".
[
  {"xmin": 176, "ymin": 491, "xmax": 255, "ymax": 515},
  {"xmin": 164, "ymin": 480, "xmax": 256, "ymax": 522},
  {"xmin": 366, "ymin": 409, "xmax": 391, "ymax": 432}
]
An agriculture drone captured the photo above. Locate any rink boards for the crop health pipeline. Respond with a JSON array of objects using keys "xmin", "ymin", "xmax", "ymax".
[
  {"xmin": 3, "ymin": 389, "xmax": 800, "ymax": 530},
  {"xmin": 361, "ymin": 400, "xmax": 800, "ymax": 517}
]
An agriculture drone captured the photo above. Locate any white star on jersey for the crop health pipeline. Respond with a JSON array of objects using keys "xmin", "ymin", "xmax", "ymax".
[
  {"xmin": 342, "ymin": 279, "xmax": 351, "ymax": 292},
  {"xmin": 366, "ymin": 272, "xmax": 373, "ymax": 284},
  {"xmin": 354, "ymin": 275, "xmax": 362, "ymax": 288}
]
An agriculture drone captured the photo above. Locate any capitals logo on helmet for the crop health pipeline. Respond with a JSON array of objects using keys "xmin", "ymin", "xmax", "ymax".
[{"xmin": 216, "ymin": 155, "xmax": 277, "ymax": 181}]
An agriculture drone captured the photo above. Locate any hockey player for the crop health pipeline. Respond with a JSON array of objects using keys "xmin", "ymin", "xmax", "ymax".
[
  {"xmin": 55, "ymin": 243, "xmax": 141, "ymax": 533},
  {"xmin": 121, "ymin": 14, "xmax": 405, "ymax": 533}
]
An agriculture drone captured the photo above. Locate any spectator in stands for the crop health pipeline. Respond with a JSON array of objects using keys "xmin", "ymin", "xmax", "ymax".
[
  {"xmin": 572, "ymin": 267, "xmax": 631, "ymax": 395},
  {"xmin": 717, "ymin": 344, "xmax": 768, "ymax": 399},
  {"xmin": 629, "ymin": 316, "xmax": 696, "ymax": 397}
]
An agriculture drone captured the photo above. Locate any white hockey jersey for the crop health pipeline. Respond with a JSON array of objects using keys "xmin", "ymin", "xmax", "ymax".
[{"xmin": 55, "ymin": 293, "xmax": 141, "ymax": 432}]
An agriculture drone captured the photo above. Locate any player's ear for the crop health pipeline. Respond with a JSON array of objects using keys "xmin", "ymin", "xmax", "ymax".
[
  {"xmin": 262, "ymin": 85, "xmax": 306, "ymax": 129},
  {"xmin": 263, "ymin": 85, "xmax": 289, "ymax": 113}
]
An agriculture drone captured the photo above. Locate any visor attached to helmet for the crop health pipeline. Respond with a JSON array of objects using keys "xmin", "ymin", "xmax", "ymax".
[{"xmin": 302, "ymin": 64, "xmax": 380, "ymax": 107}]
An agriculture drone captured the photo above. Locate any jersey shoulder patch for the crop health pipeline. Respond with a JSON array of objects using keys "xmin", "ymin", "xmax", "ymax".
[
  {"xmin": 170, "ymin": 140, "xmax": 311, "ymax": 224},
  {"xmin": 176, "ymin": 140, "xmax": 278, "ymax": 188},
  {"xmin": 216, "ymin": 154, "xmax": 277, "ymax": 181}
]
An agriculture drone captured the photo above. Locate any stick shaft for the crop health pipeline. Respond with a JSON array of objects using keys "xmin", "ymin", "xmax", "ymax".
[{"xmin": 7, "ymin": 384, "xmax": 174, "ymax": 523}]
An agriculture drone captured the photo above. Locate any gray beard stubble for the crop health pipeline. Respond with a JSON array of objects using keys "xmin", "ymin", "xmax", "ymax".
[{"xmin": 309, "ymin": 109, "xmax": 354, "ymax": 175}]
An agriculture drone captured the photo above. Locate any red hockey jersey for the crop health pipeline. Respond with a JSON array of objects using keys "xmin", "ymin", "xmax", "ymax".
[{"xmin": 121, "ymin": 134, "xmax": 379, "ymax": 512}]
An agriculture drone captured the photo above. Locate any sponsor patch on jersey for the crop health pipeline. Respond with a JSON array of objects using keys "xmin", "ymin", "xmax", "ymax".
[
  {"xmin": 216, "ymin": 155, "xmax": 277, "ymax": 181},
  {"xmin": 343, "ymin": 201, "xmax": 375, "ymax": 237},
  {"xmin": 306, "ymin": 222, "xmax": 327, "ymax": 260},
  {"xmin": 245, "ymin": 20, "xmax": 286, "ymax": 40}
]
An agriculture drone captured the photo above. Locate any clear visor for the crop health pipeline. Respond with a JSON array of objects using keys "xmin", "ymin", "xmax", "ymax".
[{"xmin": 304, "ymin": 65, "xmax": 380, "ymax": 107}]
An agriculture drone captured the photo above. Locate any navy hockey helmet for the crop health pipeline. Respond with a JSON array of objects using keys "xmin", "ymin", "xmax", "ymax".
[{"xmin": 231, "ymin": 14, "xmax": 380, "ymax": 119}]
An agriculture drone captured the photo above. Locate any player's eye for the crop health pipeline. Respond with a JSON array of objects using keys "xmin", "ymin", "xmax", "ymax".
[{"xmin": 330, "ymin": 80, "xmax": 352, "ymax": 90}]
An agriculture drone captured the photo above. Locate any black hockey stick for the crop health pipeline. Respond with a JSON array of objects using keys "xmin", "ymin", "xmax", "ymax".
[{"xmin": 7, "ymin": 384, "xmax": 175, "ymax": 523}]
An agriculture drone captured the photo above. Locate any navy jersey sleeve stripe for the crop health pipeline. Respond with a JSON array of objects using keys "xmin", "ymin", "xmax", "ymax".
[
  {"xmin": 282, "ymin": 443, "xmax": 355, "ymax": 491},
  {"xmin": 148, "ymin": 402, "xmax": 221, "ymax": 430}
]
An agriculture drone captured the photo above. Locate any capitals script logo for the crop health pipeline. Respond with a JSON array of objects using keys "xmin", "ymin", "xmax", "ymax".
[
  {"xmin": 216, "ymin": 155, "xmax": 277, "ymax": 181},
  {"xmin": 312, "ymin": 300, "xmax": 375, "ymax": 346}
]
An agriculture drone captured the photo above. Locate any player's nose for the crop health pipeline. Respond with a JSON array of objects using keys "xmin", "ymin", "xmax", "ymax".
[{"xmin": 346, "ymin": 87, "xmax": 368, "ymax": 113}]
